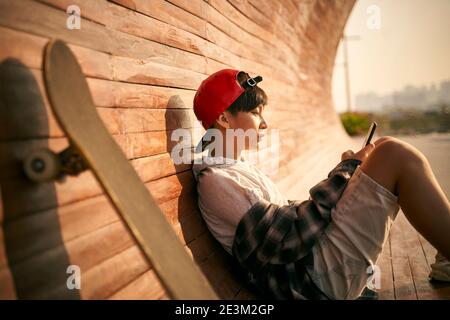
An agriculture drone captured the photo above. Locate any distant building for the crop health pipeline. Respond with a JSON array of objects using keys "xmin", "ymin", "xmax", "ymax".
[{"xmin": 354, "ymin": 80, "xmax": 450, "ymax": 113}]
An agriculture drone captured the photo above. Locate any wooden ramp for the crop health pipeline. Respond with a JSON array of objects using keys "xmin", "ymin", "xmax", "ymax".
[
  {"xmin": 2, "ymin": 0, "xmax": 447, "ymax": 300},
  {"xmin": 377, "ymin": 212, "xmax": 450, "ymax": 300}
]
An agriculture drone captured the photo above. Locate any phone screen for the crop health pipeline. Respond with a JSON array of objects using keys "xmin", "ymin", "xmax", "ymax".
[{"xmin": 362, "ymin": 122, "xmax": 377, "ymax": 148}]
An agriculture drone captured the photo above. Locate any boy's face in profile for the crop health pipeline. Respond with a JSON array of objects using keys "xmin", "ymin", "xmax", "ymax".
[{"xmin": 219, "ymin": 104, "xmax": 268, "ymax": 150}]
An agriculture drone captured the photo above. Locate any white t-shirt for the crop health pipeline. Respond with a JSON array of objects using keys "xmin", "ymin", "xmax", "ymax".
[{"xmin": 192, "ymin": 155, "xmax": 289, "ymax": 255}]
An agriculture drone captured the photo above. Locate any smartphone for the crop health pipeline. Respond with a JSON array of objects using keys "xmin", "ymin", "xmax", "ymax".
[{"xmin": 362, "ymin": 122, "xmax": 377, "ymax": 148}]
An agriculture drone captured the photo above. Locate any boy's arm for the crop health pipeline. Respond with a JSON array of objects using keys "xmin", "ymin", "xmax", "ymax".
[
  {"xmin": 233, "ymin": 159, "xmax": 362, "ymax": 269},
  {"xmin": 288, "ymin": 158, "xmax": 361, "ymax": 220}
]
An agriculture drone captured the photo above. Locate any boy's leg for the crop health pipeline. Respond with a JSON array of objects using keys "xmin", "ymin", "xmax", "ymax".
[
  {"xmin": 307, "ymin": 161, "xmax": 400, "ymax": 299},
  {"xmin": 308, "ymin": 136, "xmax": 450, "ymax": 299},
  {"xmin": 360, "ymin": 137, "xmax": 450, "ymax": 258}
]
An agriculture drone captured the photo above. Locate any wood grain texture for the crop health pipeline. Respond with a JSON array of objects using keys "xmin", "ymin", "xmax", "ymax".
[{"xmin": 0, "ymin": 0, "xmax": 357, "ymax": 299}]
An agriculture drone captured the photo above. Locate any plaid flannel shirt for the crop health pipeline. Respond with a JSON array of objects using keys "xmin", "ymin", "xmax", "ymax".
[{"xmin": 231, "ymin": 158, "xmax": 362, "ymax": 299}]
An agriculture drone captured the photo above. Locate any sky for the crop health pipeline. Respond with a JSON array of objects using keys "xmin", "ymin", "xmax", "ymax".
[{"xmin": 332, "ymin": 0, "xmax": 450, "ymax": 113}]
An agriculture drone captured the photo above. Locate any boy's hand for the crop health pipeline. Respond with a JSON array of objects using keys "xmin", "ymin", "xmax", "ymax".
[{"xmin": 341, "ymin": 143, "xmax": 376, "ymax": 163}]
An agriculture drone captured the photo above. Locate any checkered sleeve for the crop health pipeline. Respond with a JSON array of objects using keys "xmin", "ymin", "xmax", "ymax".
[
  {"xmin": 232, "ymin": 158, "xmax": 362, "ymax": 272},
  {"xmin": 306, "ymin": 158, "xmax": 361, "ymax": 221}
]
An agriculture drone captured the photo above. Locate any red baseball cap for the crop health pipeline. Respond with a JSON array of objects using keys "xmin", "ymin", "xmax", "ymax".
[{"xmin": 193, "ymin": 69, "xmax": 263, "ymax": 153}]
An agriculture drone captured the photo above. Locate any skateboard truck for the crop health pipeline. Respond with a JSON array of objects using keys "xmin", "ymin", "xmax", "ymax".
[{"xmin": 23, "ymin": 146, "xmax": 87, "ymax": 182}]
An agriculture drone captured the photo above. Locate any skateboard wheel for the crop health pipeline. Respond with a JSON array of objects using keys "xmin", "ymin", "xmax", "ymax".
[{"xmin": 23, "ymin": 149, "xmax": 61, "ymax": 182}]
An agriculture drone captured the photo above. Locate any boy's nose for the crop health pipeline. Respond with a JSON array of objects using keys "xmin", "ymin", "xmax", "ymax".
[{"xmin": 260, "ymin": 118, "xmax": 268, "ymax": 129}]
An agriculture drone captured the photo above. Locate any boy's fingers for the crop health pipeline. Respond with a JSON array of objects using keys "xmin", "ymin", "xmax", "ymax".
[
  {"xmin": 357, "ymin": 143, "xmax": 375, "ymax": 160},
  {"xmin": 341, "ymin": 150, "xmax": 355, "ymax": 160},
  {"xmin": 360, "ymin": 143, "xmax": 374, "ymax": 152},
  {"xmin": 365, "ymin": 143, "xmax": 376, "ymax": 152},
  {"xmin": 345, "ymin": 149, "xmax": 354, "ymax": 155}
]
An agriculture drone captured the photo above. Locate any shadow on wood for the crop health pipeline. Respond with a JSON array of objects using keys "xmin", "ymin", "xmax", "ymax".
[{"xmin": 0, "ymin": 59, "xmax": 79, "ymax": 299}]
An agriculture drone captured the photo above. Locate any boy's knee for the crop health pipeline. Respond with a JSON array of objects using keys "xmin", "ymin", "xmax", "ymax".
[
  {"xmin": 374, "ymin": 136, "xmax": 399, "ymax": 146},
  {"xmin": 375, "ymin": 138, "xmax": 427, "ymax": 167}
]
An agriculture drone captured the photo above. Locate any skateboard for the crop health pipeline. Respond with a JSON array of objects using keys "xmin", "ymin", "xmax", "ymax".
[{"xmin": 23, "ymin": 40, "xmax": 218, "ymax": 299}]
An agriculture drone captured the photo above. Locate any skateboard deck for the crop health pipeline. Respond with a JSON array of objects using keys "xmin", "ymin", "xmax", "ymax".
[{"xmin": 42, "ymin": 40, "xmax": 218, "ymax": 299}]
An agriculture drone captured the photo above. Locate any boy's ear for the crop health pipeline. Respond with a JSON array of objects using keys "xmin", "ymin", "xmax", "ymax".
[{"xmin": 215, "ymin": 112, "xmax": 230, "ymax": 129}]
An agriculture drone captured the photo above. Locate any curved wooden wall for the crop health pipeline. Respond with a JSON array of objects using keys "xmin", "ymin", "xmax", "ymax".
[{"xmin": 0, "ymin": 0, "xmax": 356, "ymax": 299}]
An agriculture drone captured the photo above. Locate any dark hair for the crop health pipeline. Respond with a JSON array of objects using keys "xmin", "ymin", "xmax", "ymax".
[{"xmin": 226, "ymin": 71, "xmax": 268, "ymax": 116}]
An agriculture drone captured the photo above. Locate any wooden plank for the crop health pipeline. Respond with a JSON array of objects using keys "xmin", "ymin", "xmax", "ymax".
[
  {"xmin": 66, "ymin": 221, "xmax": 135, "ymax": 271},
  {"xmin": 0, "ymin": 32, "xmax": 312, "ymax": 144},
  {"xmin": 80, "ymin": 245, "xmax": 149, "ymax": 299},
  {"xmin": 53, "ymin": 190, "xmax": 197, "ymax": 245},
  {"xmin": 0, "ymin": 205, "xmax": 208, "ymax": 298},
  {"xmin": 398, "ymin": 214, "xmax": 450, "ymax": 300},
  {"xmin": 3, "ymin": 211, "xmax": 128, "ymax": 268},
  {"xmin": 205, "ymin": 57, "xmax": 232, "ymax": 74},
  {"xmin": 111, "ymin": 56, "xmax": 203, "ymax": 90},
  {"xmin": 0, "ymin": 4, "xmax": 312, "ymax": 102},
  {"xmin": 167, "ymin": 0, "xmax": 208, "ymax": 21},
  {"xmin": 418, "ymin": 234, "xmax": 438, "ymax": 267},
  {"xmin": 276, "ymin": 0, "xmax": 308, "ymax": 48},
  {"xmin": 49, "ymin": 0, "xmax": 211, "ymax": 56},
  {"xmin": 228, "ymin": 0, "xmax": 303, "ymax": 57},
  {"xmin": 0, "ymin": 131, "xmax": 198, "ymax": 215},
  {"xmin": 389, "ymin": 214, "xmax": 418, "ymax": 300},
  {"xmin": 0, "ymin": 66, "xmax": 198, "ymax": 140},
  {"xmin": 397, "ymin": 214, "xmax": 431, "ymax": 300},
  {"xmin": 81, "ymin": 213, "xmax": 208, "ymax": 299},
  {"xmin": 0, "ymin": 64, "xmax": 64, "ymax": 140},
  {"xmin": 207, "ymin": 0, "xmax": 274, "ymax": 46},
  {"xmin": 205, "ymin": 22, "xmax": 268, "ymax": 69},
  {"xmin": 227, "ymin": 0, "xmax": 273, "ymax": 32},
  {"xmin": 203, "ymin": 2, "xmax": 296, "ymax": 87},
  {"xmin": 106, "ymin": 0, "xmax": 299, "ymax": 87},
  {"xmin": 39, "ymin": 0, "xmax": 289, "ymax": 83},
  {"xmin": 108, "ymin": 269, "xmax": 167, "ymax": 300},
  {"xmin": 0, "ymin": 32, "xmax": 203, "ymax": 140},
  {"xmin": 0, "ymin": 25, "xmax": 207, "ymax": 92},
  {"xmin": 173, "ymin": 210, "xmax": 208, "ymax": 245},
  {"xmin": 203, "ymin": 2, "xmax": 270, "ymax": 50},
  {"xmin": 185, "ymin": 231, "xmax": 221, "ymax": 263},
  {"xmin": 108, "ymin": 231, "xmax": 223, "ymax": 300},
  {"xmin": 111, "ymin": 0, "xmax": 207, "ymax": 38},
  {"xmin": 0, "ymin": 132, "xmax": 194, "ymax": 179},
  {"xmin": 106, "ymin": 0, "xmax": 282, "ymax": 78},
  {"xmin": 0, "ymin": 0, "xmax": 208, "ymax": 74},
  {"xmin": 88, "ymin": 78, "xmax": 195, "ymax": 109},
  {"xmin": 0, "ymin": 0, "xmax": 361, "ymax": 300},
  {"xmin": 0, "ymin": 157, "xmax": 196, "ymax": 220},
  {"xmin": 195, "ymin": 248, "xmax": 246, "ymax": 299},
  {"xmin": 206, "ymin": 0, "xmax": 301, "ymax": 74},
  {"xmin": 0, "ymin": 25, "xmax": 47, "ymax": 69},
  {"xmin": 0, "ymin": 25, "xmax": 112, "ymax": 80},
  {"xmin": 0, "ymin": 29, "xmax": 300, "ymax": 114}
]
